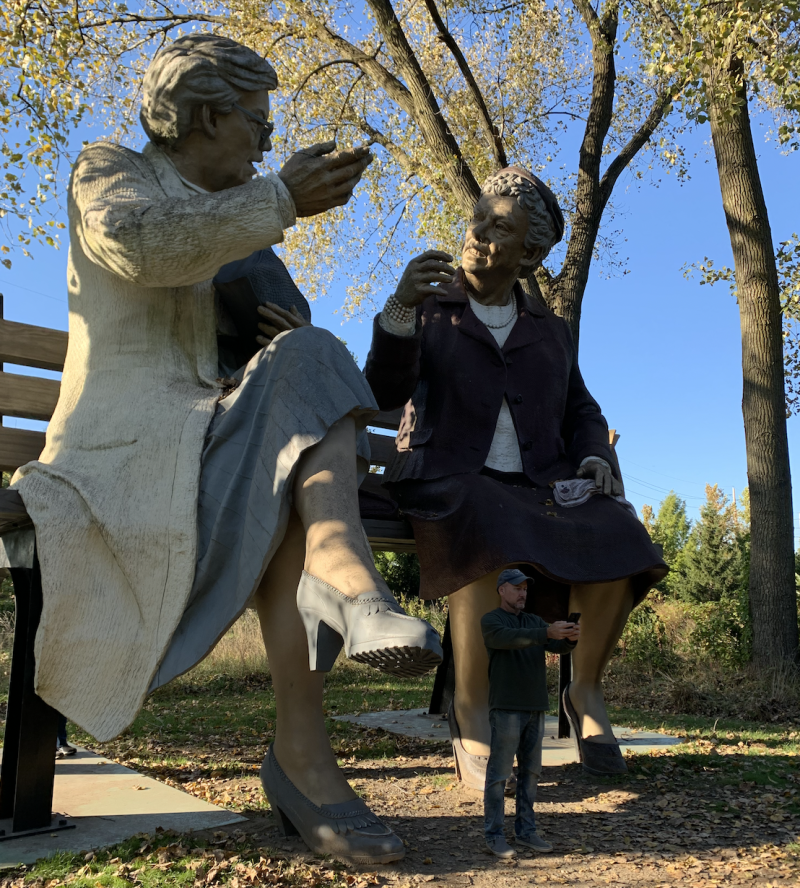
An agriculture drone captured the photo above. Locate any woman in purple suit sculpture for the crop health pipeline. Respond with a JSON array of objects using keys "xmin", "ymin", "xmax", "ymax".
[{"xmin": 365, "ymin": 167, "xmax": 667, "ymax": 781}]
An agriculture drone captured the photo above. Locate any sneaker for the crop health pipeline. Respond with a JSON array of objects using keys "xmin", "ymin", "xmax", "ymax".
[
  {"xmin": 56, "ymin": 743, "xmax": 77, "ymax": 758},
  {"xmin": 515, "ymin": 833, "xmax": 553, "ymax": 853},
  {"xmin": 485, "ymin": 836, "xmax": 517, "ymax": 859}
]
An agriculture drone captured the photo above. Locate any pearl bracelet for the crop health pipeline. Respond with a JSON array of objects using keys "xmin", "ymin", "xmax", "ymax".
[{"xmin": 383, "ymin": 294, "xmax": 416, "ymax": 324}]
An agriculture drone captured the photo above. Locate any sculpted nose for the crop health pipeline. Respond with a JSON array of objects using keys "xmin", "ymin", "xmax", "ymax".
[{"xmin": 472, "ymin": 220, "xmax": 489, "ymax": 242}]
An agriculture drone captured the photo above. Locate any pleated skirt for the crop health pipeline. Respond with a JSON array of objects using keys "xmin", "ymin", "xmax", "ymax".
[{"xmin": 150, "ymin": 326, "xmax": 377, "ymax": 690}]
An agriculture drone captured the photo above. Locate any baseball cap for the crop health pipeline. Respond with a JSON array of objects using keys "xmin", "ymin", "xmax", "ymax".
[{"xmin": 497, "ymin": 568, "xmax": 535, "ymax": 589}]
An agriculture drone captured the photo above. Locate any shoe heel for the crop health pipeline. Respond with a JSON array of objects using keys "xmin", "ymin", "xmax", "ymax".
[
  {"xmin": 298, "ymin": 608, "xmax": 344, "ymax": 672},
  {"xmin": 452, "ymin": 742, "xmax": 462, "ymax": 781},
  {"xmin": 263, "ymin": 787, "xmax": 300, "ymax": 837}
]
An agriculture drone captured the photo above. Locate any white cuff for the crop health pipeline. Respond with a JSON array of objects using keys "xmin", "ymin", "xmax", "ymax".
[
  {"xmin": 268, "ymin": 173, "xmax": 297, "ymax": 229},
  {"xmin": 580, "ymin": 456, "xmax": 612, "ymax": 471}
]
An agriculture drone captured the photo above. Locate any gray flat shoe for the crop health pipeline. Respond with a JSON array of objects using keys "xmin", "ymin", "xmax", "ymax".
[
  {"xmin": 516, "ymin": 832, "xmax": 553, "ymax": 853},
  {"xmin": 296, "ymin": 571, "xmax": 443, "ymax": 676},
  {"xmin": 562, "ymin": 683, "xmax": 627, "ymax": 776},
  {"xmin": 260, "ymin": 746, "xmax": 404, "ymax": 864},
  {"xmin": 486, "ymin": 836, "xmax": 516, "ymax": 859}
]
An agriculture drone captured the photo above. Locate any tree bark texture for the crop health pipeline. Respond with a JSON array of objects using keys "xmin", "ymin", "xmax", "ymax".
[{"xmin": 707, "ymin": 67, "xmax": 798, "ymax": 665}]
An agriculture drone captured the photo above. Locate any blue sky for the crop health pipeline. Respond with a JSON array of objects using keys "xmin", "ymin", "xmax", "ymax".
[{"xmin": 1, "ymin": 115, "xmax": 798, "ymax": 543}]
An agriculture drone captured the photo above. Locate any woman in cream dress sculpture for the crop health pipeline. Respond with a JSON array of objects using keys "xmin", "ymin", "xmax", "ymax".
[{"xmin": 12, "ymin": 34, "xmax": 441, "ymax": 864}]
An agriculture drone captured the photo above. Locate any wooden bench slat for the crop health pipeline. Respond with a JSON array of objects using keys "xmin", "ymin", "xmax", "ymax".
[
  {"xmin": 0, "ymin": 487, "xmax": 33, "ymax": 534},
  {"xmin": 0, "ymin": 319, "xmax": 68, "ymax": 372},
  {"xmin": 362, "ymin": 518, "xmax": 416, "ymax": 554},
  {"xmin": 0, "ymin": 372, "xmax": 60, "ymax": 422},
  {"xmin": 371, "ymin": 408, "xmax": 403, "ymax": 430},
  {"xmin": 0, "ymin": 426, "xmax": 46, "ymax": 472}
]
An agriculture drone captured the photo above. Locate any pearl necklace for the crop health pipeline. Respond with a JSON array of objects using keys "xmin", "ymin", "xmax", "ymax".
[{"xmin": 480, "ymin": 299, "xmax": 517, "ymax": 329}]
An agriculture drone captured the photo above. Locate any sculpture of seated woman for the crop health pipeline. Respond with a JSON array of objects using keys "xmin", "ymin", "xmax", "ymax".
[
  {"xmin": 12, "ymin": 34, "xmax": 441, "ymax": 864},
  {"xmin": 364, "ymin": 167, "xmax": 667, "ymax": 780}
]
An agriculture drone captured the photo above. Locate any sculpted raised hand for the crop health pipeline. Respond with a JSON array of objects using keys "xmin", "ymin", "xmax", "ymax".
[
  {"xmin": 278, "ymin": 142, "xmax": 373, "ymax": 217},
  {"xmin": 394, "ymin": 250, "xmax": 456, "ymax": 308}
]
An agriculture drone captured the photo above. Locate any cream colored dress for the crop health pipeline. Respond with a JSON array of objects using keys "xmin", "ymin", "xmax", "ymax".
[{"xmin": 13, "ymin": 141, "xmax": 299, "ymax": 741}]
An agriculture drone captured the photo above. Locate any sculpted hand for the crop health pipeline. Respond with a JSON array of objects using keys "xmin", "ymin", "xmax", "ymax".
[
  {"xmin": 577, "ymin": 457, "xmax": 624, "ymax": 496},
  {"xmin": 256, "ymin": 302, "xmax": 311, "ymax": 345},
  {"xmin": 394, "ymin": 250, "xmax": 456, "ymax": 308},
  {"xmin": 278, "ymin": 142, "xmax": 373, "ymax": 217},
  {"xmin": 547, "ymin": 621, "xmax": 580, "ymax": 642}
]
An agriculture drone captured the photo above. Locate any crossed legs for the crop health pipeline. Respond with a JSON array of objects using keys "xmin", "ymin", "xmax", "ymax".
[{"xmin": 252, "ymin": 414, "xmax": 383, "ymax": 806}]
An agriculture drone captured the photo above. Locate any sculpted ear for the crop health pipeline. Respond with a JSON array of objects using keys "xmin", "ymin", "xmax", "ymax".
[
  {"xmin": 197, "ymin": 104, "xmax": 218, "ymax": 140},
  {"xmin": 519, "ymin": 243, "xmax": 545, "ymax": 274}
]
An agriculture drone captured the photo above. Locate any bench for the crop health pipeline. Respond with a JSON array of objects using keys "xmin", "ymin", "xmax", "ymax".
[{"xmin": 0, "ymin": 306, "xmax": 586, "ymax": 840}]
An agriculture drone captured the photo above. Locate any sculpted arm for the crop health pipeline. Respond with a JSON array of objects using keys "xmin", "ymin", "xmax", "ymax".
[{"xmin": 72, "ymin": 144, "xmax": 295, "ymax": 288}]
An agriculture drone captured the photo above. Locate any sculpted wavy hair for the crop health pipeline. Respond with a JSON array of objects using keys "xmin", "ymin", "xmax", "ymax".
[
  {"xmin": 140, "ymin": 34, "xmax": 278, "ymax": 148},
  {"xmin": 480, "ymin": 170, "xmax": 561, "ymax": 264}
]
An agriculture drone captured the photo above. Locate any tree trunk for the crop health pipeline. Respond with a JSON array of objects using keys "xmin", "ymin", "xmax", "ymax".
[{"xmin": 706, "ymin": 66, "xmax": 798, "ymax": 665}]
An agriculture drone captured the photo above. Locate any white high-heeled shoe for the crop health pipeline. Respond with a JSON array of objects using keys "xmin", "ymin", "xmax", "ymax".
[{"xmin": 296, "ymin": 571, "xmax": 443, "ymax": 676}]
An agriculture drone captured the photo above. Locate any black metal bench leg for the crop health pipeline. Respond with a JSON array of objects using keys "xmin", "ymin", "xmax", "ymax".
[
  {"xmin": 558, "ymin": 652, "xmax": 572, "ymax": 739},
  {"xmin": 428, "ymin": 613, "xmax": 453, "ymax": 717},
  {"xmin": 0, "ymin": 556, "xmax": 60, "ymax": 833}
]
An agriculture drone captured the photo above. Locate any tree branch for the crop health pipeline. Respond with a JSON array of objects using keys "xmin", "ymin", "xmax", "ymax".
[
  {"xmin": 422, "ymin": 0, "xmax": 507, "ymax": 167},
  {"xmin": 364, "ymin": 0, "xmax": 481, "ymax": 213},
  {"xmin": 599, "ymin": 83, "xmax": 677, "ymax": 206}
]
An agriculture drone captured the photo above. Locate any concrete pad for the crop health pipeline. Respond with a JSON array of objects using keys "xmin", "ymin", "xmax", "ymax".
[
  {"xmin": 333, "ymin": 708, "xmax": 682, "ymax": 766},
  {"xmin": 0, "ymin": 747, "xmax": 245, "ymax": 867}
]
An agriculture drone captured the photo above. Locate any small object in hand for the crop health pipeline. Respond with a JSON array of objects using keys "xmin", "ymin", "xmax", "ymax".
[
  {"xmin": 56, "ymin": 743, "xmax": 77, "ymax": 758},
  {"xmin": 567, "ymin": 612, "xmax": 581, "ymax": 624}
]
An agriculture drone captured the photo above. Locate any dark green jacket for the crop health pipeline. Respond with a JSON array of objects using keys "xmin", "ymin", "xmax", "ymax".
[{"xmin": 480, "ymin": 608, "xmax": 576, "ymax": 712}]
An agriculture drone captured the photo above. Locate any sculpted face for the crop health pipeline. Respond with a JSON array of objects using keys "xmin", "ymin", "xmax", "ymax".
[
  {"xmin": 210, "ymin": 88, "xmax": 273, "ymax": 190},
  {"xmin": 461, "ymin": 193, "xmax": 532, "ymax": 285}
]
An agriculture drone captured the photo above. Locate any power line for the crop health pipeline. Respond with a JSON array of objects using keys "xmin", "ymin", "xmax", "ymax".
[{"xmin": 0, "ymin": 277, "xmax": 67, "ymax": 303}]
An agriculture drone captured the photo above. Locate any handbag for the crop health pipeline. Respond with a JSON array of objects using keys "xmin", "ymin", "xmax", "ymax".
[{"xmin": 214, "ymin": 247, "xmax": 312, "ymax": 371}]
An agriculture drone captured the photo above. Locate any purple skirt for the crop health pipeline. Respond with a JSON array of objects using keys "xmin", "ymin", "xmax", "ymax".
[{"xmin": 389, "ymin": 468, "xmax": 667, "ymax": 621}]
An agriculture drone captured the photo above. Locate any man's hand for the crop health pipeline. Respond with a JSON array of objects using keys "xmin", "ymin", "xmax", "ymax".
[
  {"xmin": 576, "ymin": 457, "xmax": 624, "ymax": 496},
  {"xmin": 256, "ymin": 302, "xmax": 311, "ymax": 345},
  {"xmin": 394, "ymin": 250, "xmax": 456, "ymax": 308},
  {"xmin": 547, "ymin": 621, "xmax": 580, "ymax": 642},
  {"xmin": 278, "ymin": 142, "xmax": 373, "ymax": 217}
]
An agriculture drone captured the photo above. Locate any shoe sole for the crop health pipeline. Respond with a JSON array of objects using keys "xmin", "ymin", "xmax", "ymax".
[{"xmin": 350, "ymin": 644, "xmax": 442, "ymax": 677}]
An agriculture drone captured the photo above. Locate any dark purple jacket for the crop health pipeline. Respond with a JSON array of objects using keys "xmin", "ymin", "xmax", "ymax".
[{"xmin": 363, "ymin": 270, "xmax": 616, "ymax": 487}]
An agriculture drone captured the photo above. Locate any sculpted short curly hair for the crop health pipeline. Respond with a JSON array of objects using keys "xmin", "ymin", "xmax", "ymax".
[
  {"xmin": 140, "ymin": 34, "xmax": 278, "ymax": 148},
  {"xmin": 480, "ymin": 169, "xmax": 561, "ymax": 263}
]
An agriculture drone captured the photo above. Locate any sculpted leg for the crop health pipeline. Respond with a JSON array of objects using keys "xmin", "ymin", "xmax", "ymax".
[
  {"xmin": 253, "ymin": 507, "xmax": 355, "ymax": 805},
  {"xmin": 291, "ymin": 414, "xmax": 442, "ymax": 677},
  {"xmin": 293, "ymin": 415, "xmax": 388, "ymax": 599},
  {"xmin": 567, "ymin": 579, "xmax": 634, "ymax": 742},
  {"xmin": 448, "ymin": 571, "xmax": 500, "ymax": 756}
]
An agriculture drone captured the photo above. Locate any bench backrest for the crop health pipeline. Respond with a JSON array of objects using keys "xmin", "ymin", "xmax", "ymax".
[
  {"xmin": 0, "ymin": 309, "xmax": 618, "ymax": 478},
  {"xmin": 0, "ymin": 307, "xmax": 404, "ymax": 475},
  {"xmin": 0, "ymin": 310, "xmax": 67, "ymax": 472}
]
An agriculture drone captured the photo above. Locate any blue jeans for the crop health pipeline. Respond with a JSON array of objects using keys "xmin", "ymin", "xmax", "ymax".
[{"xmin": 484, "ymin": 709, "xmax": 545, "ymax": 841}]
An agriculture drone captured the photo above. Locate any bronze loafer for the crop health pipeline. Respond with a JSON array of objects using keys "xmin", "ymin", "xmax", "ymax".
[{"xmin": 562, "ymin": 683, "xmax": 628, "ymax": 776}]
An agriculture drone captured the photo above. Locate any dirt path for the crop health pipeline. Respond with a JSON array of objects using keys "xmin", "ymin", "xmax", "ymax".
[{"xmin": 185, "ymin": 746, "xmax": 800, "ymax": 887}]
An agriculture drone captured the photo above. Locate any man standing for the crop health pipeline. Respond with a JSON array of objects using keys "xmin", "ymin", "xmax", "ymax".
[{"xmin": 480, "ymin": 569, "xmax": 580, "ymax": 858}]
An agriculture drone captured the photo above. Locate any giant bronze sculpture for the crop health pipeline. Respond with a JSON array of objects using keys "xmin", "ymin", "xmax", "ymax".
[
  {"xmin": 12, "ymin": 34, "xmax": 442, "ymax": 864},
  {"xmin": 365, "ymin": 168, "xmax": 667, "ymax": 781}
]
